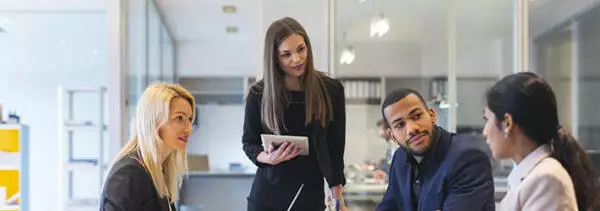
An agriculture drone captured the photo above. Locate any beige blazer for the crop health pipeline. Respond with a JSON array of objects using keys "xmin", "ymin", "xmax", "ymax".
[{"xmin": 500, "ymin": 144, "xmax": 578, "ymax": 211}]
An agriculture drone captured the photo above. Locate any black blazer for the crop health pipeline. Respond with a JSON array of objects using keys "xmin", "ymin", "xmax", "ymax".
[
  {"xmin": 242, "ymin": 75, "xmax": 347, "ymax": 187},
  {"xmin": 100, "ymin": 155, "xmax": 173, "ymax": 211}
]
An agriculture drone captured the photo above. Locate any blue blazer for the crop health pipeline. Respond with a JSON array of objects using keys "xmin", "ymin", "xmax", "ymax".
[{"xmin": 376, "ymin": 126, "xmax": 495, "ymax": 211}]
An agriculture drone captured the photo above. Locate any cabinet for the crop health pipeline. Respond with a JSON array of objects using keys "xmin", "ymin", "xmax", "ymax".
[
  {"xmin": 338, "ymin": 77, "xmax": 384, "ymax": 105},
  {"xmin": 0, "ymin": 125, "xmax": 29, "ymax": 211},
  {"xmin": 179, "ymin": 77, "xmax": 256, "ymax": 105}
]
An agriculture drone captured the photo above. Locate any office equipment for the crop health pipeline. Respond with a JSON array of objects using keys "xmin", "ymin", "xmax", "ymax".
[
  {"xmin": 0, "ymin": 124, "xmax": 29, "ymax": 211},
  {"xmin": 260, "ymin": 134, "xmax": 309, "ymax": 156},
  {"xmin": 58, "ymin": 86, "xmax": 107, "ymax": 211}
]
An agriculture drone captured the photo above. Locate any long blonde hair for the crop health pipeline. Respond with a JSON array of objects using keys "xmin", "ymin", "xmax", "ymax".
[
  {"xmin": 260, "ymin": 17, "xmax": 332, "ymax": 134},
  {"xmin": 111, "ymin": 82, "xmax": 195, "ymax": 203}
]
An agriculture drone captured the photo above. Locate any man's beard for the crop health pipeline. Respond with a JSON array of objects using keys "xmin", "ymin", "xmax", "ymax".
[{"xmin": 400, "ymin": 130, "xmax": 433, "ymax": 156}]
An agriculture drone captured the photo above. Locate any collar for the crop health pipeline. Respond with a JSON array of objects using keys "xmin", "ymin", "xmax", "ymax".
[
  {"xmin": 507, "ymin": 144, "xmax": 551, "ymax": 191},
  {"xmin": 405, "ymin": 126, "xmax": 443, "ymax": 167}
]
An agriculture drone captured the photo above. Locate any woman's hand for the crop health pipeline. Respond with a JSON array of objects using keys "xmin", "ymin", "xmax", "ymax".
[
  {"xmin": 257, "ymin": 141, "xmax": 301, "ymax": 165},
  {"xmin": 331, "ymin": 184, "xmax": 348, "ymax": 211}
]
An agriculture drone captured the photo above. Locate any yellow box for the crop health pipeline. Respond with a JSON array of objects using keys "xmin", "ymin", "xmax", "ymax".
[
  {"xmin": 0, "ymin": 129, "xmax": 19, "ymax": 152},
  {"xmin": 0, "ymin": 170, "xmax": 19, "ymax": 202}
]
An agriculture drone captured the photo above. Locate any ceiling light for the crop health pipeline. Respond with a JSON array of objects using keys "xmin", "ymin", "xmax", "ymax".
[
  {"xmin": 439, "ymin": 101, "xmax": 459, "ymax": 109},
  {"xmin": 339, "ymin": 47, "xmax": 355, "ymax": 65},
  {"xmin": 358, "ymin": 0, "xmax": 367, "ymax": 2},
  {"xmin": 222, "ymin": 5, "xmax": 236, "ymax": 14},
  {"xmin": 370, "ymin": 15, "xmax": 389, "ymax": 37},
  {"xmin": 226, "ymin": 26, "xmax": 238, "ymax": 33}
]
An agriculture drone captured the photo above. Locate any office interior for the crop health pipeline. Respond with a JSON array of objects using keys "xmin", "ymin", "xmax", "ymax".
[{"xmin": 1, "ymin": 0, "xmax": 600, "ymax": 211}]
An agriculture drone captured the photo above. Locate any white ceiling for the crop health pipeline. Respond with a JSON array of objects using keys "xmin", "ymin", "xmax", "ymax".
[
  {"xmin": 156, "ymin": 0, "xmax": 600, "ymax": 44},
  {"xmin": 154, "ymin": 0, "xmax": 600, "ymax": 77},
  {"xmin": 155, "ymin": 0, "xmax": 260, "ymax": 43}
]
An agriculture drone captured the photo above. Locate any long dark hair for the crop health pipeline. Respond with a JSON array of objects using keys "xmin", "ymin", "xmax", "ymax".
[
  {"xmin": 258, "ymin": 17, "xmax": 331, "ymax": 134},
  {"xmin": 486, "ymin": 72, "xmax": 600, "ymax": 210}
]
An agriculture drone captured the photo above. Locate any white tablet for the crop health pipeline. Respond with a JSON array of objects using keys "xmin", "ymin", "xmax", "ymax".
[{"xmin": 260, "ymin": 134, "xmax": 310, "ymax": 156}]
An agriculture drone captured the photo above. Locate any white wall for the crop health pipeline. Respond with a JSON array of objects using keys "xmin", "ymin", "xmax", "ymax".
[
  {"xmin": 185, "ymin": 104, "xmax": 392, "ymax": 170},
  {"xmin": 188, "ymin": 105, "xmax": 251, "ymax": 171},
  {"xmin": 177, "ymin": 39, "xmax": 260, "ymax": 77},
  {"xmin": 176, "ymin": 0, "xmax": 329, "ymax": 77},
  {"xmin": 0, "ymin": 0, "xmax": 105, "ymax": 11},
  {"xmin": 0, "ymin": 12, "xmax": 108, "ymax": 211}
]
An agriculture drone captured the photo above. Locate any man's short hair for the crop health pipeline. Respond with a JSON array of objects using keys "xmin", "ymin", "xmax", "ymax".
[{"xmin": 381, "ymin": 88, "xmax": 428, "ymax": 126}]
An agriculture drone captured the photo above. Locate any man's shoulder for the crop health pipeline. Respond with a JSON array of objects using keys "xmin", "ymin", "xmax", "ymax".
[
  {"xmin": 443, "ymin": 134, "xmax": 491, "ymax": 170},
  {"xmin": 447, "ymin": 134, "xmax": 488, "ymax": 156}
]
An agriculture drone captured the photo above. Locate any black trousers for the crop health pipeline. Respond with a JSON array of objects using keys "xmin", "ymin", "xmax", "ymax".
[
  {"xmin": 247, "ymin": 199, "xmax": 276, "ymax": 211},
  {"xmin": 247, "ymin": 196, "xmax": 326, "ymax": 211}
]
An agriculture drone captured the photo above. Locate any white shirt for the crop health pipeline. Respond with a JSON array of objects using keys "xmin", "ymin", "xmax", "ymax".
[{"xmin": 501, "ymin": 144, "xmax": 578, "ymax": 211}]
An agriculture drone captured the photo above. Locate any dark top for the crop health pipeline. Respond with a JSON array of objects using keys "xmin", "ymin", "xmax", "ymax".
[
  {"xmin": 242, "ymin": 75, "xmax": 346, "ymax": 210},
  {"xmin": 100, "ymin": 155, "xmax": 175, "ymax": 211},
  {"xmin": 376, "ymin": 126, "xmax": 496, "ymax": 211}
]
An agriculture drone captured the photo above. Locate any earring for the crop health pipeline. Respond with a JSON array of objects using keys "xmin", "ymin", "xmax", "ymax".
[{"xmin": 504, "ymin": 129, "xmax": 508, "ymax": 138}]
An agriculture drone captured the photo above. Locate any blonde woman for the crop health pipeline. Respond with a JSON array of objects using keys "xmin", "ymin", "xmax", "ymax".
[{"xmin": 100, "ymin": 83, "xmax": 195, "ymax": 211}]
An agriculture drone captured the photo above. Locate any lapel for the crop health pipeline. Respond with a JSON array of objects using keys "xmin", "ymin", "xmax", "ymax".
[
  {"xmin": 403, "ymin": 163, "xmax": 415, "ymax": 211},
  {"xmin": 507, "ymin": 144, "xmax": 551, "ymax": 191},
  {"xmin": 419, "ymin": 128, "xmax": 451, "ymax": 209},
  {"xmin": 158, "ymin": 197, "xmax": 170, "ymax": 211},
  {"xmin": 401, "ymin": 127, "xmax": 451, "ymax": 211}
]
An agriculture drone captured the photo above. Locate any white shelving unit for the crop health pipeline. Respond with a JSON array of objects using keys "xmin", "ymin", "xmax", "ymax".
[
  {"xmin": 0, "ymin": 124, "xmax": 29, "ymax": 211},
  {"xmin": 57, "ymin": 86, "xmax": 107, "ymax": 211}
]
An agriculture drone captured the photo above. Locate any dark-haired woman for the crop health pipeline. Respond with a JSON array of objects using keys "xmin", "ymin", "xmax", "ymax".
[{"xmin": 483, "ymin": 72, "xmax": 600, "ymax": 211}]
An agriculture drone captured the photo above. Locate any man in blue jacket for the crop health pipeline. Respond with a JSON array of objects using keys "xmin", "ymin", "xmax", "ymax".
[{"xmin": 376, "ymin": 88, "xmax": 495, "ymax": 211}]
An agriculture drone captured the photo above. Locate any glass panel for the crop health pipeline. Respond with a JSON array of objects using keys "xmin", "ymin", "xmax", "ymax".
[
  {"xmin": 335, "ymin": 0, "xmax": 452, "ymax": 209},
  {"xmin": 530, "ymin": 0, "xmax": 600, "ymax": 181},
  {"xmin": 127, "ymin": 0, "xmax": 148, "ymax": 137},
  {"xmin": 161, "ymin": 25, "xmax": 175, "ymax": 82},
  {"xmin": 454, "ymin": 0, "xmax": 514, "ymax": 180},
  {"xmin": 578, "ymin": 6, "xmax": 600, "ymax": 151},
  {"xmin": 147, "ymin": 1, "xmax": 161, "ymax": 84},
  {"xmin": 335, "ymin": 0, "xmax": 516, "ymax": 209},
  {"xmin": 0, "ymin": 11, "xmax": 108, "ymax": 209}
]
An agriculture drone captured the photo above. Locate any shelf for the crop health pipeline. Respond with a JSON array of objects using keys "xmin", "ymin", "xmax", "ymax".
[
  {"xmin": 64, "ymin": 121, "xmax": 106, "ymax": 131},
  {"xmin": 68, "ymin": 198, "xmax": 99, "ymax": 207},
  {"xmin": 190, "ymin": 90, "xmax": 244, "ymax": 95},
  {"xmin": 65, "ymin": 162, "xmax": 98, "ymax": 171},
  {"xmin": 345, "ymin": 98, "xmax": 381, "ymax": 105},
  {"xmin": 0, "ymin": 205, "xmax": 19, "ymax": 210},
  {"xmin": 63, "ymin": 87, "xmax": 106, "ymax": 93},
  {"xmin": 0, "ymin": 166, "xmax": 19, "ymax": 170}
]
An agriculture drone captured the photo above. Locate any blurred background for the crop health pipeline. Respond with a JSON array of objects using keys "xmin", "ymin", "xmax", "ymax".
[{"xmin": 1, "ymin": 0, "xmax": 600, "ymax": 211}]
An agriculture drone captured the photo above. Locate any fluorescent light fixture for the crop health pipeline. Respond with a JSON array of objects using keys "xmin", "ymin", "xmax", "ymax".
[
  {"xmin": 358, "ymin": 0, "xmax": 368, "ymax": 2},
  {"xmin": 370, "ymin": 15, "xmax": 389, "ymax": 37},
  {"xmin": 0, "ymin": 17, "xmax": 11, "ymax": 33},
  {"xmin": 226, "ymin": 26, "xmax": 238, "ymax": 33},
  {"xmin": 439, "ymin": 101, "xmax": 458, "ymax": 109},
  {"xmin": 222, "ymin": 5, "xmax": 236, "ymax": 13},
  {"xmin": 339, "ymin": 47, "xmax": 355, "ymax": 64}
]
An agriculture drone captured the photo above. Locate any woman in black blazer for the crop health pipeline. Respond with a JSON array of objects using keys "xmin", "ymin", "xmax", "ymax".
[
  {"xmin": 242, "ymin": 17, "xmax": 347, "ymax": 211},
  {"xmin": 100, "ymin": 83, "xmax": 195, "ymax": 211}
]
